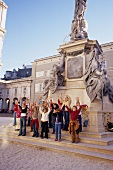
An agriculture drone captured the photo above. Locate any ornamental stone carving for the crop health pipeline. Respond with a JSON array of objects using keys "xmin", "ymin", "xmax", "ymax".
[{"xmin": 67, "ymin": 56, "xmax": 83, "ymax": 79}]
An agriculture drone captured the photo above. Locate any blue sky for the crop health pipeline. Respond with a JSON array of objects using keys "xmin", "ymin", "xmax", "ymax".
[{"xmin": 0, "ymin": 0, "xmax": 113, "ymax": 77}]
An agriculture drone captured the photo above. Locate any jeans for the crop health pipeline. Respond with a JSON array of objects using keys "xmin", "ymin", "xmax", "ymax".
[
  {"xmin": 52, "ymin": 116, "xmax": 56, "ymax": 133},
  {"xmin": 55, "ymin": 123, "xmax": 62, "ymax": 140},
  {"xmin": 33, "ymin": 123, "xmax": 38, "ymax": 137},
  {"xmin": 78, "ymin": 115, "xmax": 82, "ymax": 132},
  {"xmin": 63, "ymin": 111, "xmax": 69, "ymax": 131},
  {"xmin": 19, "ymin": 117, "xmax": 26, "ymax": 135},
  {"xmin": 13, "ymin": 111, "xmax": 16, "ymax": 126}
]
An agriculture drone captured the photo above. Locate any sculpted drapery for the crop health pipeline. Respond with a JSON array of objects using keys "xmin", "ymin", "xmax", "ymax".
[{"xmin": 84, "ymin": 48, "xmax": 103, "ymax": 102}]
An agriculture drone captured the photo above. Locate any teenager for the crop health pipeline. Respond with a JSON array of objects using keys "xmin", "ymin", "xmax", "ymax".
[
  {"xmin": 18, "ymin": 101, "xmax": 28, "ymax": 136},
  {"xmin": 15, "ymin": 105, "xmax": 21, "ymax": 131},
  {"xmin": 53, "ymin": 103, "xmax": 63, "ymax": 142},
  {"xmin": 31, "ymin": 106, "xmax": 39, "ymax": 137},
  {"xmin": 66, "ymin": 104, "xmax": 87, "ymax": 143},
  {"xmin": 40, "ymin": 107, "xmax": 50, "ymax": 139},
  {"xmin": 58, "ymin": 94, "xmax": 71, "ymax": 131}
]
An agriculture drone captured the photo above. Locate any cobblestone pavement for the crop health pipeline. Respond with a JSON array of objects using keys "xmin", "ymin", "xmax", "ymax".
[
  {"xmin": 0, "ymin": 142, "xmax": 113, "ymax": 170},
  {"xmin": 0, "ymin": 118, "xmax": 113, "ymax": 170}
]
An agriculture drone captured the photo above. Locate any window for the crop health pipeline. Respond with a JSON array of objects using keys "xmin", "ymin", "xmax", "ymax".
[
  {"xmin": 36, "ymin": 71, "xmax": 44, "ymax": 78},
  {"xmin": 0, "ymin": 89, "xmax": 2, "ymax": 97},
  {"xmin": 7, "ymin": 89, "xmax": 9, "ymax": 97},
  {"xmin": 23, "ymin": 87, "xmax": 26, "ymax": 96},
  {"xmin": 35, "ymin": 83, "xmax": 43, "ymax": 92},
  {"xmin": 15, "ymin": 88, "xmax": 17, "ymax": 97},
  {"xmin": 44, "ymin": 70, "xmax": 51, "ymax": 77}
]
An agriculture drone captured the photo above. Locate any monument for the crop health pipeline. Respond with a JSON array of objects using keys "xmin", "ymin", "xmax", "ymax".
[
  {"xmin": 43, "ymin": 0, "xmax": 113, "ymax": 133},
  {"xmin": 0, "ymin": 0, "xmax": 8, "ymax": 66}
]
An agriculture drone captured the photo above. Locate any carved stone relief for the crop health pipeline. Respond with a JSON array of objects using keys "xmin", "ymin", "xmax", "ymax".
[{"xmin": 67, "ymin": 56, "xmax": 83, "ymax": 79}]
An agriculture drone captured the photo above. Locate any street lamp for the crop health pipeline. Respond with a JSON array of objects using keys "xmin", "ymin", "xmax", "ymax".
[{"xmin": 0, "ymin": 0, "xmax": 8, "ymax": 66}]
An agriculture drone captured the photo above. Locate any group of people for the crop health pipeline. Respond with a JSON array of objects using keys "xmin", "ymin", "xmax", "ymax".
[{"xmin": 13, "ymin": 94, "xmax": 88, "ymax": 143}]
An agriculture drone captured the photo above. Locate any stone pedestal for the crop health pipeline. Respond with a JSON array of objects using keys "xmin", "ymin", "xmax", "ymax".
[
  {"xmin": 57, "ymin": 39, "xmax": 102, "ymax": 107},
  {"xmin": 83, "ymin": 111, "xmax": 105, "ymax": 132},
  {"xmin": 49, "ymin": 39, "xmax": 113, "ymax": 133}
]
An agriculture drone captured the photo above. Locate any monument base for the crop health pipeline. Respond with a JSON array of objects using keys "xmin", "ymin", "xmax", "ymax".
[
  {"xmin": 82, "ymin": 111, "xmax": 105, "ymax": 132},
  {"xmin": 49, "ymin": 39, "xmax": 113, "ymax": 133}
]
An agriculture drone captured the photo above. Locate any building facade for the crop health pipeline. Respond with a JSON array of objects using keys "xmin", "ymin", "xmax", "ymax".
[
  {"xmin": 0, "ymin": 77, "xmax": 32, "ymax": 112},
  {"xmin": 0, "ymin": 0, "xmax": 8, "ymax": 66}
]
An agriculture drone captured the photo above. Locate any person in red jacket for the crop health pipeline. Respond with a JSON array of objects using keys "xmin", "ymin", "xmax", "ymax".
[
  {"xmin": 15, "ymin": 105, "xmax": 21, "ymax": 131},
  {"xmin": 13, "ymin": 101, "xmax": 18, "ymax": 126},
  {"xmin": 66, "ymin": 104, "xmax": 87, "ymax": 143}
]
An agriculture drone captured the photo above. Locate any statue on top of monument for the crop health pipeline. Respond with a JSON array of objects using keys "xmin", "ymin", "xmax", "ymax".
[
  {"xmin": 70, "ymin": 0, "xmax": 88, "ymax": 41},
  {"xmin": 43, "ymin": 49, "xmax": 66, "ymax": 99}
]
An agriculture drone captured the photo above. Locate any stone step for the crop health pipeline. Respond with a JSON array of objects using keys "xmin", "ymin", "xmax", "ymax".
[
  {"xmin": 2, "ymin": 126, "xmax": 113, "ymax": 146},
  {"xmin": 0, "ymin": 133, "xmax": 113, "ymax": 162},
  {"xmin": 0, "ymin": 129, "xmax": 113, "ymax": 156},
  {"xmin": 4, "ymin": 125, "xmax": 113, "ymax": 139},
  {"xmin": 80, "ymin": 131, "xmax": 113, "ymax": 138}
]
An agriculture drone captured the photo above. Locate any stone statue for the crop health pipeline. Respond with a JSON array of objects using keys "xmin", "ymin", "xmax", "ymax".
[
  {"xmin": 84, "ymin": 47, "xmax": 113, "ymax": 103},
  {"xmin": 43, "ymin": 49, "xmax": 66, "ymax": 99},
  {"xmin": 84, "ymin": 48, "xmax": 104, "ymax": 102},
  {"xmin": 70, "ymin": 0, "xmax": 88, "ymax": 41},
  {"xmin": 102, "ymin": 69, "xmax": 113, "ymax": 102},
  {"xmin": 74, "ymin": 0, "xmax": 87, "ymax": 19}
]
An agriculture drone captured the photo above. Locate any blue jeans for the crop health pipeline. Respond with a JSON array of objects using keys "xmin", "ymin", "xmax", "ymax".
[
  {"xmin": 78, "ymin": 115, "xmax": 82, "ymax": 132},
  {"xmin": 13, "ymin": 111, "xmax": 16, "ymax": 125},
  {"xmin": 33, "ymin": 123, "xmax": 38, "ymax": 137},
  {"xmin": 63, "ymin": 111, "xmax": 69, "ymax": 131},
  {"xmin": 55, "ymin": 123, "xmax": 62, "ymax": 140},
  {"xmin": 19, "ymin": 117, "xmax": 26, "ymax": 135}
]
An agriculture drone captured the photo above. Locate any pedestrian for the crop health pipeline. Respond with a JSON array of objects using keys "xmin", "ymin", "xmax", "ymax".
[
  {"xmin": 40, "ymin": 106, "xmax": 50, "ymax": 139},
  {"xmin": 76, "ymin": 101, "xmax": 83, "ymax": 132},
  {"xmin": 18, "ymin": 101, "xmax": 28, "ymax": 136},
  {"xmin": 13, "ymin": 100, "xmax": 18, "ymax": 126},
  {"xmin": 52, "ymin": 103, "xmax": 59, "ymax": 134},
  {"xmin": 15, "ymin": 104, "xmax": 21, "ymax": 131},
  {"xmin": 48, "ymin": 99, "xmax": 54, "ymax": 128},
  {"xmin": 66, "ymin": 104, "xmax": 87, "ymax": 143},
  {"xmin": 58, "ymin": 93, "xmax": 71, "ymax": 131},
  {"xmin": 53, "ymin": 103, "xmax": 63, "ymax": 142},
  {"xmin": 31, "ymin": 106, "xmax": 39, "ymax": 137}
]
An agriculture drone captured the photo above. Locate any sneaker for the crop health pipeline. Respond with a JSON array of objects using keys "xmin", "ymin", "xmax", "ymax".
[
  {"xmin": 55, "ymin": 139, "xmax": 58, "ymax": 141},
  {"xmin": 58, "ymin": 139, "xmax": 61, "ymax": 142}
]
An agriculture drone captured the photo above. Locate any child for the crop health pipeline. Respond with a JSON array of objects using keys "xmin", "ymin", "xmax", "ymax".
[
  {"xmin": 31, "ymin": 106, "xmax": 39, "ymax": 137},
  {"xmin": 53, "ymin": 103, "xmax": 62, "ymax": 142},
  {"xmin": 66, "ymin": 104, "xmax": 87, "ymax": 143},
  {"xmin": 40, "ymin": 107, "xmax": 50, "ymax": 139},
  {"xmin": 15, "ymin": 105, "xmax": 21, "ymax": 131}
]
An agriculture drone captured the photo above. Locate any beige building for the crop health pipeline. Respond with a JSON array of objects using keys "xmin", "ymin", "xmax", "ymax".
[
  {"xmin": 31, "ymin": 54, "xmax": 61, "ymax": 102},
  {"xmin": 101, "ymin": 42, "xmax": 113, "ymax": 84},
  {"xmin": 0, "ymin": 77, "xmax": 32, "ymax": 112}
]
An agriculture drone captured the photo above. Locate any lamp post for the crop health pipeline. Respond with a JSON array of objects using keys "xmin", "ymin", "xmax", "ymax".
[{"xmin": 0, "ymin": 0, "xmax": 8, "ymax": 66}]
